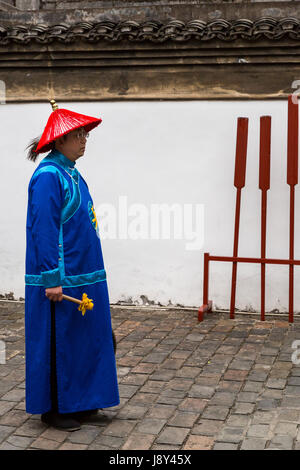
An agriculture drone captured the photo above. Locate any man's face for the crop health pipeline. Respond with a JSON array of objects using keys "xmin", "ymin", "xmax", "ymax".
[{"xmin": 58, "ymin": 127, "xmax": 89, "ymax": 159}]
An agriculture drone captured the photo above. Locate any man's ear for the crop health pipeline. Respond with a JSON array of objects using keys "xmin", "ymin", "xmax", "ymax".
[
  {"xmin": 55, "ymin": 134, "xmax": 68, "ymax": 148},
  {"xmin": 55, "ymin": 136, "xmax": 63, "ymax": 146}
]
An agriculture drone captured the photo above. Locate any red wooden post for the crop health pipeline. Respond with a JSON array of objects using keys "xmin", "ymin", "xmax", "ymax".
[
  {"xmin": 230, "ymin": 117, "xmax": 249, "ymax": 319},
  {"xmin": 198, "ymin": 252, "xmax": 212, "ymax": 322},
  {"xmin": 259, "ymin": 116, "xmax": 271, "ymax": 321},
  {"xmin": 287, "ymin": 94, "xmax": 298, "ymax": 323},
  {"xmin": 203, "ymin": 252, "xmax": 209, "ymax": 307}
]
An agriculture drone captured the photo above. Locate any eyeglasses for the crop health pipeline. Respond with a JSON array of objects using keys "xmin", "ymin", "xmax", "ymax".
[{"xmin": 73, "ymin": 129, "xmax": 90, "ymax": 140}]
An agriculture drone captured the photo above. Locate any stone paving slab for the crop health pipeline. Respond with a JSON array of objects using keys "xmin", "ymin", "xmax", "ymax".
[{"xmin": 0, "ymin": 301, "xmax": 300, "ymax": 450}]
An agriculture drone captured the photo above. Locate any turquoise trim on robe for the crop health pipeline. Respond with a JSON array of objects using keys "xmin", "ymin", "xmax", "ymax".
[
  {"xmin": 25, "ymin": 268, "xmax": 107, "ymax": 287},
  {"xmin": 25, "ymin": 149, "xmax": 120, "ymax": 414},
  {"xmin": 40, "ymin": 267, "xmax": 62, "ymax": 288}
]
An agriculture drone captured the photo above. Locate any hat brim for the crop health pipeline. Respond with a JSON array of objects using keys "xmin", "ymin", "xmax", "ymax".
[{"xmin": 34, "ymin": 119, "xmax": 102, "ymax": 154}]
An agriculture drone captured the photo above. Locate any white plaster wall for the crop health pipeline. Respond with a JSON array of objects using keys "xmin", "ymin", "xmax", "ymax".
[{"xmin": 0, "ymin": 100, "xmax": 299, "ymax": 312}]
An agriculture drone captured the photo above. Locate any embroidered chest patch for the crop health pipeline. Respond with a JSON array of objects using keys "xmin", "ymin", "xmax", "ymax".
[{"xmin": 88, "ymin": 201, "xmax": 100, "ymax": 237}]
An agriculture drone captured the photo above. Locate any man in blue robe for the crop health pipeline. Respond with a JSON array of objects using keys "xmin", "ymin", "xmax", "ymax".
[{"xmin": 25, "ymin": 102, "xmax": 120, "ymax": 430}]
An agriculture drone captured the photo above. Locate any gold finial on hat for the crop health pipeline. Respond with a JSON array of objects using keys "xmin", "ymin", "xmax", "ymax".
[{"xmin": 50, "ymin": 99, "xmax": 58, "ymax": 111}]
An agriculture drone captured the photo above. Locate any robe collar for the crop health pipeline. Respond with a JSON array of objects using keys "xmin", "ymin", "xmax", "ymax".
[{"xmin": 47, "ymin": 149, "xmax": 77, "ymax": 169}]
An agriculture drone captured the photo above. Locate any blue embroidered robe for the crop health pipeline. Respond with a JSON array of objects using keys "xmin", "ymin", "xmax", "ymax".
[{"xmin": 25, "ymin": 149, "xmax": 120, "ymax": 414}]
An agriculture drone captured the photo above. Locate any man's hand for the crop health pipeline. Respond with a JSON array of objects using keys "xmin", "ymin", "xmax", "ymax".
[{"xmin": 45, "ymin": 286, "xmax": 63, "ymax": 302}]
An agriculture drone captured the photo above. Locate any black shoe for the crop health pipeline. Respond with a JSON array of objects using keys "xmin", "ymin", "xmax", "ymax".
[
  {"xmin": 71, "ymin": 409, "xmax": 99, "ymax": 420},
  {"xmin": 41, "ymin": 411, "xmax": 81, "ymax": 431},
  {"xmin": 112, "ymin": 330, "xmax": 117, "ymax": 354}
]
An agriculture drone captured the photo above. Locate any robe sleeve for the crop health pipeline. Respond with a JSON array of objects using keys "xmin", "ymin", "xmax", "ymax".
[{"xmin": 29, "ymin": 171, "xmax": 64, "ymax": 288}]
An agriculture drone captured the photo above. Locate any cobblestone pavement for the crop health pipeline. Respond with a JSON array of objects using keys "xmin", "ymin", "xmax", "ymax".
[{"xmin": 1, "ymin": 301, "xmax": 300, "ymax": 450}]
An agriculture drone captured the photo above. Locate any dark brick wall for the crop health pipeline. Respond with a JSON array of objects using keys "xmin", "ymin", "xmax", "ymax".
[
  {"xmin": 4, "ymin": 0, "xmax": 300, "ymax": 12},
  {"xmin": 1, "ymin": 0, "xmax": 300, "ymax": 101}
]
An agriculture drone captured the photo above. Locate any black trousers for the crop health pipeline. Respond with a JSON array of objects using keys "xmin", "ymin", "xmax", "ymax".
[
  {"xmin": 49, "ymin": 300, "xmax": 117, "ymax": 414},
  {"xmin": 50, "ymin": 300, "xmax": 58, "ymax": 412}
]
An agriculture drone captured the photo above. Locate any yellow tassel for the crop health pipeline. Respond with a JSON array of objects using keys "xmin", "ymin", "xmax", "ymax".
[{"xmin": 78, "ymin": 293, "xmax": 94, "ymax": 316}]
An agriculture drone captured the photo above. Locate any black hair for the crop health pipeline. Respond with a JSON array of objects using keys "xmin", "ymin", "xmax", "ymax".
[
  {"xmin": 25, "ymin": 134, "xmax": 67, "ymax": 162},
  {"xmin": 25, "ymin": 135, "xmax": 44, "ymax": 162}
]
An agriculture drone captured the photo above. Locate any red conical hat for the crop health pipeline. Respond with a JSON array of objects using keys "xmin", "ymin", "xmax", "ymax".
[{"xmin": 34, "ymin": 100, "xmax": 102, "ymax": 154}]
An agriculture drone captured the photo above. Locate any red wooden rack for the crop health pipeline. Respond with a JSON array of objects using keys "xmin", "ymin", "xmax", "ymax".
[{"xmin": 198, "ymin": 95, "xmax": 299, "ymax": 323}]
